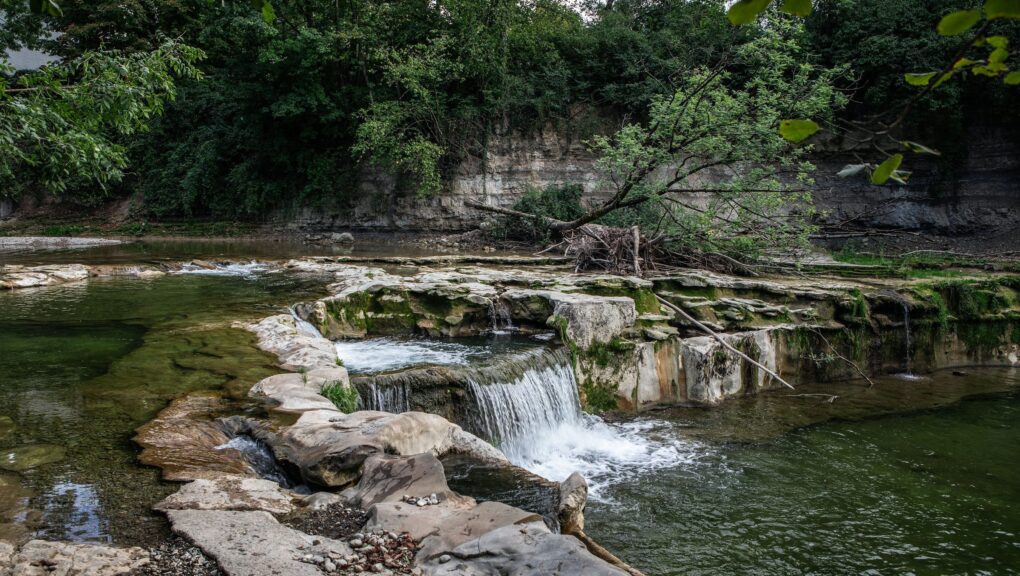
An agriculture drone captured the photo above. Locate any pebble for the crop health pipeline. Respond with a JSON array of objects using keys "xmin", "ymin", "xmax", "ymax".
[
  {"xmin": 438, "ymin": 554, "xmax": 451, "ymax": 564},
  {"xmin": 350, "ymin": 538, "xmax": 364, "ymax": 548}
]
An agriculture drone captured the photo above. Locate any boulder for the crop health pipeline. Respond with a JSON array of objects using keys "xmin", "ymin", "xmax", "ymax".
[
  {"xmin": 165, "ymin": 510, "xmax": 351, "ymax": 576},
  {"xmin": 154, "ymin": 475, "xmax": 295, "ymax": 516},
  {"xmin": 4, "ymin": 540, "xmax": 148, "ymax": 576},
  {"xmin": 268, "ymin": 410, "xmax": 506, "ymax": 488},
  {"xmin": 347, "ymin": 454, "xmax": 545, "ymax": 560},
  {"xmin": 420, "ymin": 521, "xmax": 629, "ymax": 576}
]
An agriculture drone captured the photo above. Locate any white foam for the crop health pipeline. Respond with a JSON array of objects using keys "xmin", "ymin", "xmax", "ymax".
[
  {"xmin": 178, "ymin": 262, "xmax": 268, "ymax": 276},
  {"xmin": 335, "ymin": 338, "xmax": 491, "ymax": 374},
  {"xmin": 467, "ymin": 349, "xmax": 701, "ymax": 500},
  {"xmin": 508, "ymin": 417, "xmax": 702, "ymax": 500}
]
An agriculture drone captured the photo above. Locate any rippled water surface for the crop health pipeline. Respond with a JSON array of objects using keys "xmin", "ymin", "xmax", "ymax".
[
  {"xmin": 0, "ymin": 271, "xmax": 328, "ymax": 545},
  {"xmin": 586, "ymin": 369, "xmax": 1020, "ymax": 575}
]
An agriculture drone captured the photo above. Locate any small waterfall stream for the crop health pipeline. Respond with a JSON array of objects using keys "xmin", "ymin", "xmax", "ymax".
[
  {"xmin": 467, "ymin": 349, "xmax": 581, "ymax": 460},
  {"xmin": 289, "ymin": 306, "xmax": 322, "ymax": 338},
  {"xmin": 488, "ymin": 298, "xmax": 514, "ymax": 334},
  {"xmin": 358, "ymin": 380, "xmax": 412, "ymax": 413},
  {"xmin": 216, "ymin": 435, "xmax": 293, "ymax": 487},
  {"xmin": 902, "ymin": 302, "xmax": 913, "ymax": 375}
]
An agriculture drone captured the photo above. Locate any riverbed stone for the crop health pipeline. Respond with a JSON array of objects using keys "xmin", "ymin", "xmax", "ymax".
[
  {"xmin": 154, "ymin": 475, "xmax": 295, "ymax": 515},
  {"xmin": 165, "ymin": 509, "xmax": 351, "ymax": 576},
  {"xmin": 4, "ymin": 540, "xmax": 149, "ymax": 576},
  {"xmin": 0, "ymin": 417, "xmax": 14, "ymax": 442},
  {"xmin": 0, "ymin": 444, "xmax": 66, "ymax": 473}
]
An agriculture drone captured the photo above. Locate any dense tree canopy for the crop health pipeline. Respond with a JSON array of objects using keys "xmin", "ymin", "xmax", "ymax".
[{"xmin": 2, "ymin": 0, "xmax": 1018, "ymax": 226}]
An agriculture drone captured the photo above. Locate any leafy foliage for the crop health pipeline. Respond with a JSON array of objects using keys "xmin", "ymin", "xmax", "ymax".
[
  {"xmin": 576, "ymin": 20, "xmax": 847, "ymax": 260},
  {"xmin": 321, "ymin": 381, "xmax": 359, "ymax": 413},
  {"xmin": 0, "ymin": 39, "xmax": 203, "ymax": 201}
]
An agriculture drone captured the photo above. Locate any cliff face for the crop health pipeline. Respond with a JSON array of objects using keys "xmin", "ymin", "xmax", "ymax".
[
  {"xmin": 291, "ymin": 123, "xmax": 1020, "ymax": 240},
  {"xmin": 811, "ymin": 124, "xmax": 1020, "ymax": 236}
]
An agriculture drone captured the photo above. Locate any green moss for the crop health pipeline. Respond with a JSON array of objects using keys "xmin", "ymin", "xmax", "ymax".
[
  {"xmin": 584, "ymin": 337, "xmax": 635, "ymax": 367},
  {"xmin": 957, "ymin": 322, "xmax": 1012, "ymax": 353},
  {"xmin": 579, "ymin": 286, "xmax": 661, "ymax": 314},
  {"xmin": 580, "ymin": 377, "xmax": 618, "ymax": 413}
]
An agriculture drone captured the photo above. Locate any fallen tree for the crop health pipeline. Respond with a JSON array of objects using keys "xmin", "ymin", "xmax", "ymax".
[{"xmin": 468, "ymin": 19, "xmax": 847, "ymax": 275}]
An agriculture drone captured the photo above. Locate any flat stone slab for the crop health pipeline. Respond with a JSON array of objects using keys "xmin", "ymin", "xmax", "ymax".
[
  {"xmin": 155, "ymin": 475, "xmax": 295, "ymax": 516},
  {"xmin": 4, "ymin": 540, "xmax": 148, "ymax": 576},
  {"xmin": 244, "ymin": 315, "xmax": 340, "ymax": 372},
  {"xmin": 166, "ymin": 509, "xmax": 351, "ymax": 576}
]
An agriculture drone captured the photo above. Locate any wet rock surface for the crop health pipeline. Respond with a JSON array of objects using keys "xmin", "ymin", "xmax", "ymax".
[{"xmin": 134, "ymin": 393, "xmax": 258, "ymax": 482}]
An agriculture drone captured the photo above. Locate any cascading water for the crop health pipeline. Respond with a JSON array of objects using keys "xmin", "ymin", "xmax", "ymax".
[
  {"xmin": 178, "ymin": 261, "xmax": 267, "ymax": 276},
  {"xmin": 289, "ymin": 306, "xmax": 322, "ymax": 338},
  {"xmin": 488, "ymin": 298, "xmax": 514, "ymax": 334},
  {"xmin": 358, "ymin": 380, "xmax": 411, "ymax": 413},
  {"xmin": 897, "ymin": 301, "xmax": 925, "ymax": 380},
  {"xmin": 466, "ymin": 348, "xmax": 698, "ymax": 498},
  {"xmin": 216, "ymin": 435, "xmax": 293, "ymax": 487}
]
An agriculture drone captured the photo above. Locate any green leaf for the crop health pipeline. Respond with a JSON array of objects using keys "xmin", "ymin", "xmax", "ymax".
[
  {"xmin": 932, "ymin": 70, "xmax": 956, "ymax": 88},
  {"xmin": 1005, "ymin": 71, "xmax": 1020, "ymax": 84},
  {"xmin": 985, "ymin": 0, "xmax": 1020, "ymax": 19},
  {"xmin": 260, "ymin": 1, "xmax": 276, "ymax": 23},
  {"xmin": 779, "ymin": 119, "xmax": 820, "ymax": 143},
  {"xmin": 780, "ymin": 0, "xmax": 813, "ymax": 17},
  {"xmin": 904, "ymin": 72, "xmax": 937, "ymax": 86},
  {"xmin": 987, "ymin": 36, "xmax": 1010, "ymax": 48},
  {"xmin": 901, "ymin": 141, "xmax": 941, "ymax": 155},
  {"xmin": 871, "ymin": 154, "xmax": 904, "ymax": 185},
  {"xmin": 954, "ymin": 58, "xmax": 977, "ymax": 69},
  {"xmin": 990, "ymin": 47, "xmax": 1009, "ymax": 63},
  {"xmin": 29, "ymin": 0, "xmax": 62, "ymax": 16},
  {"xmin": 973, "ymin": 65, "xmax": 998, "ymax": 77},
  {"xmin": 937, "ymin": 10, "xmax": 981, "ymax": 35},
  {"xmin": 727, "ymin": 0, "xmax": 772, "ymax": 25},
  {"xmin": 837, "ymin": 164, "xmax": 869, "ymax": 178}
]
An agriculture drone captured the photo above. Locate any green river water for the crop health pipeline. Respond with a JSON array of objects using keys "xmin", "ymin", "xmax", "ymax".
[
  {"xmin": 0, "ymin": 269, "xmax": 328, "ymax": 545},
  {"xmin": 1, "ymin": 243, "xmax": 1018, "ymax": 574}
]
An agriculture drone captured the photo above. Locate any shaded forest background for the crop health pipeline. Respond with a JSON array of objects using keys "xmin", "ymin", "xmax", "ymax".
[{"xmin": 3, "ymin": 0, "xmax": 1019, "ymax": 222}]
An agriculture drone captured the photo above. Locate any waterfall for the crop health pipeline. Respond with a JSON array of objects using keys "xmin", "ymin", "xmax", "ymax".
[
  {"xmin": 488, "ymin": 298, "xmax": 514, "ymax": 334},
  {"xmin": 467, "ymin": 349, "xmax": 581, "ymax": 459},
  {"xmin": 902, "ymin": 302, "xmax": 913, "ymax": 375},
  {"xmin": 465, "ymin": 348, "xmax": 696, "ymax": 497},
  {"xmin": 357, "ymin": 380, "xmax": 411, "ymax": 413},
  {"xmin": 289, "ymin": 306, "xmax": 322, "ymax": 338},
  {"xmin": 216, "ymin": 435, "xmax": 293, "ymax": 487}
]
